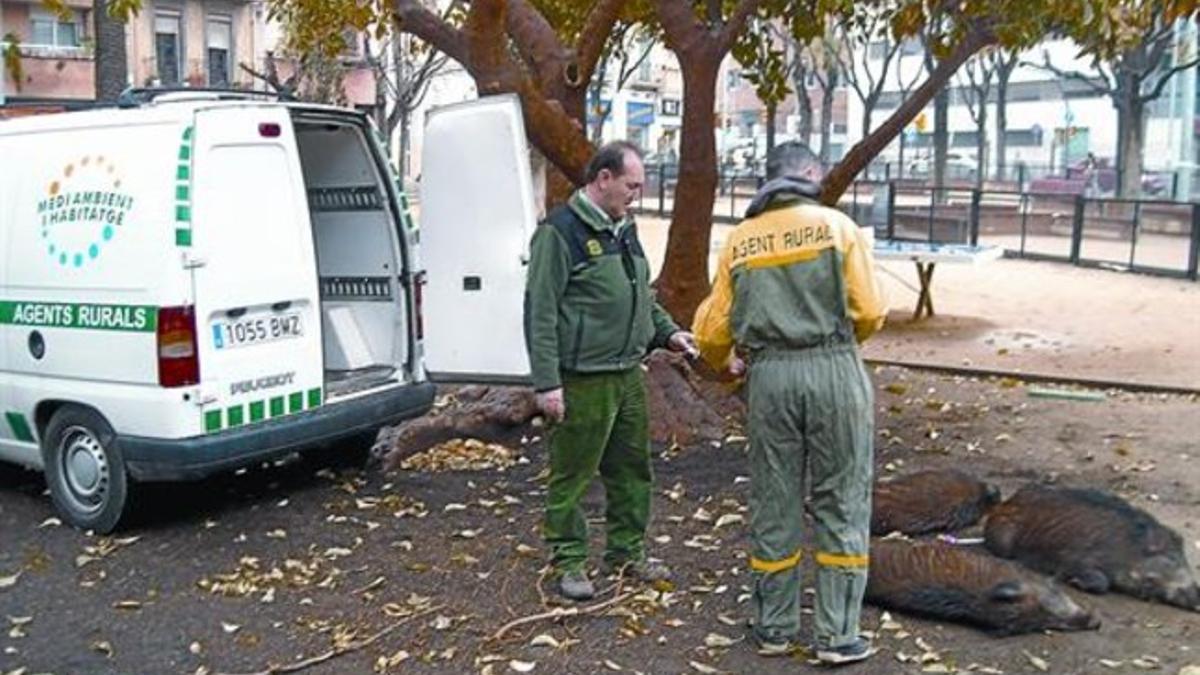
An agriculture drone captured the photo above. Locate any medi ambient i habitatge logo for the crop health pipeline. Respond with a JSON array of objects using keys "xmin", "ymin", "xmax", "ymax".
[{"xmin": 38, "ymin": 155, "xmax": 135, "ymax": 268}]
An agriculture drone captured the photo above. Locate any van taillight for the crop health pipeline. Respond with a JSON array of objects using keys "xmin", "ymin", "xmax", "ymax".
[
  {"xmin": 414, "ymin": 272, "xmax": 426, "ymax": 340},
  {"xmin": 157, "ymin": 305, "xmax": 199, "ymax": 387}
]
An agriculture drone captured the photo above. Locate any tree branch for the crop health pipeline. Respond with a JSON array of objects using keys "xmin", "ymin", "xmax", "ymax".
[
  {"xmin": 1028, "ymin": 53, "xmax": 1113, "ymax": 97},
  {"xmin": 576, "ymin": 0, "xmax": 626, "ymax": 83},
  {"xmin": 821, "ymin": 26, "xmax": 995, "ymax": 203},
  {"xmin": 1142, "ymin": 53, "xmax": 1200, "ymax": 104},
  {"xmin": 395, "ymin": 0, "xmax": 468, "ymax": 66},
  {"xmin": 505, "ymin": 0, "xmax": 568, "ymax": 86},
  {"xmin": 717, "ymin": 0, "xmax": 763, "ymax": 54},
  {"xmin": 655, "ymin": 0, "xmax": 710, "ymax": 56}
]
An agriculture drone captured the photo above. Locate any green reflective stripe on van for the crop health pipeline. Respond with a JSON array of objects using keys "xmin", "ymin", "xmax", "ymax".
[
  {"xmin": 5, "ymin": 412, "xmax": 36, "ymax": 443},
  {"xmin": 203, "ymin": 388, "xmax": 323, "ymax": 433},
  {"xmin": 175, "ymin": 125, "xmax": 195, "ymax": 247},
  {"xmin": 0, "ymin": 301, "xmax": 157, "ymax": 332}
]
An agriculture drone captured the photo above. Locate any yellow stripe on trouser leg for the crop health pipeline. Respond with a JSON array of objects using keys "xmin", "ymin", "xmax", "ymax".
[
  {"xmin": 750, "ymin": 549, "xmax": 803, "ymax": 574},
  {"xmin": 815, "ymin": 551, "xmax": 869, "ymax": 568}
]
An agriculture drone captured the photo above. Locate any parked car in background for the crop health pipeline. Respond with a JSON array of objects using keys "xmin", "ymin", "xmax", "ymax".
[{"xmin": 907, "ymin": 152, "xmax": 977, "ymax": 180}]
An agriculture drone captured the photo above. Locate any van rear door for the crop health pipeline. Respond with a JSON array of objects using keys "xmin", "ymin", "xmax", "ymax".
[
  {"xmin": 188, "ymin": 106, "xmax": 325, "ymax": 433},
  {"xmin": 419, "ymin": 95, "xmax": 534, "ymax": 384}
]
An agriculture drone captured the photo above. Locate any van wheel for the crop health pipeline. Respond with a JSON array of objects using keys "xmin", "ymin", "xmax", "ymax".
[{"xmin": 42, "ymin": 407, "xmax": 132, "ymax": 533}]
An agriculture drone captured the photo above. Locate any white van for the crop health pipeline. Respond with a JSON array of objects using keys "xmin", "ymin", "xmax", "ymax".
[{"xmin": 0, "ymin": 90, "xmax": 533, "ymax": 532}]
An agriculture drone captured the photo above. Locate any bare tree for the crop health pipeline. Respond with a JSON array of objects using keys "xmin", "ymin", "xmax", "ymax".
[
  {"xmin": 807, "ymin": 37, "xmax": 841, "ymax": 165},
  {"xmin": 992, "ymin": 50, "xmax": 1019, "ymax": 180},
  {"xmin": 1036, "ymin": 14, "xmax": 1200, "ymax": 196},
  {"xmin": 833, "ymin": 9, "xmax": 902, "ymax": 138},
  {"xmin": 789, "ymin": 39, "xmax": 815, "ymax": 146},
  {"xmin": 959, "ymin": 51, "xmax": 998, "ymax": 188},
  {"xmin": 366, "ymin": 32, "xmax": 450, "ymax": 181},
  {"xmin": 587, "ymin": 25, "xmax": 656, "ymax": 144}
]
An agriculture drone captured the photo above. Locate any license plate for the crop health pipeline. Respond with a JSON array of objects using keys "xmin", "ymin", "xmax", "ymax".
[{"xmin": 212, "ymin": 313, "xmax": 303, "ymax": 350}]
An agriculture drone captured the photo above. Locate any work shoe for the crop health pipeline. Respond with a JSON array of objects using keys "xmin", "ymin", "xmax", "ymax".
[
  {"xmin": 753, "ymin": 633, "xmax": 798, "ymax": 657},
  {"xmin": 816, "ymin": 636, "xmax": 875, "ymax": 666},
  {"xmin": 604, "ymin": 558, "xmax": 672, "ymax": 582},
  {"xmin": 558, "ymin": 570, "xmax": 595, "ymax": 601}
]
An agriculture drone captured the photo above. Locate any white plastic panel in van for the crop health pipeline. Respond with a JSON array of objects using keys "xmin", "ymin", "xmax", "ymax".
[{"xmin": 419, "ymin": 95, "xmax": 534, "ymax": 383}]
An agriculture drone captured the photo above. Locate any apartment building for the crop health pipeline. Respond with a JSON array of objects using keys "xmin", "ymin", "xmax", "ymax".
[{"xmin": 1, "ymin": 0, "xmax": 262, "ymax": 113}]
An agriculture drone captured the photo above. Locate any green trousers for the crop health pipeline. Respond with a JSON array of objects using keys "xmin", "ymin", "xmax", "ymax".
[
  {"xmin": 544, "ymin": 367, "xmax": 652, "ymax": 572},
  {"xmin": 747, "ymin": 344, "xmax": 874, "ymax": 649}
]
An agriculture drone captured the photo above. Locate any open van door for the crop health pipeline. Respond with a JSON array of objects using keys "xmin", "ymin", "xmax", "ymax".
[{"xmin": 419, "ymin": 95, "xmax": 534, "ymax": 384}]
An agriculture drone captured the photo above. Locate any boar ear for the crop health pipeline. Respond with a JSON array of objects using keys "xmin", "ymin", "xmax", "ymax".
[{"xmin": 989, "ymin": 581, "xmax": 1025, "ymax": 602}]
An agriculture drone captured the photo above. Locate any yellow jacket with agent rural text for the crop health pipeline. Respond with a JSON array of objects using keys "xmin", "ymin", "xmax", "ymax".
[{"xmin": 692, "ymin": 191, "xmax": 887, "ymax": 371}]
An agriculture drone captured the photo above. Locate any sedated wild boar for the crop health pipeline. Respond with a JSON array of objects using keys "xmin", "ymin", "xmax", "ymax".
[
  {"xmin": 985, "ymin": 484, "xmax": 1200, "ymax": 611},
  {"xmin": 871, "ymin": 469, "xmax": 1001, "ymax": 536},
  {"xmin": 866, "ymin": 539, "xmax": 1100, "ymax": 634}
]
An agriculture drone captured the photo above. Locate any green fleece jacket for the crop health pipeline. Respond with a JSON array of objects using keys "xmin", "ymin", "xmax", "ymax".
[{"xmin": 523, "ymin": 191, "xmax": 678, "ymax": 392}]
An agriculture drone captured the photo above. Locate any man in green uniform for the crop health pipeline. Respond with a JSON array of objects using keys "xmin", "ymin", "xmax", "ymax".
[
  {"xmin": 693, "ymin": 142, "xmax": 886, "ymax": 665},
  {"xmin": 524, "ymin": 141, "xmax": 697, "ymax": 601}
]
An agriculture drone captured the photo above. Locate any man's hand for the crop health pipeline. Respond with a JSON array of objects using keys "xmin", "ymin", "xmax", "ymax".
[
  {"xmin": 536, "ymin": 388, "xmax": 565, "ymax": 423},
  {"xmin": 667, "ymin": 331, "xmax": 699, "ymax": 360},
  {"xmin": 728, "ymin": 356, "xmax": 746, "ymax": 377}
]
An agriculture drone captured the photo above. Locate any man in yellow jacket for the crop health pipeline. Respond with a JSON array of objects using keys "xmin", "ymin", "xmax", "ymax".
[{"xmin": 693, "ymin": 142, "xmax": 886, "ymax": 665}]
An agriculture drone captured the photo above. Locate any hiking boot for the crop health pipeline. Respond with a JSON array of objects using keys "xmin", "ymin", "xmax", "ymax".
[
  {"xmin": 604, "ymin": 558, "xmax": 672, "ymax": 582},
  {"xmin": 816, "ymin": 636, "xmax": 875, "ymax": 666},
  {"xmin": 558, "ymin": 570, "xmax": 595, "ymax": 601}
]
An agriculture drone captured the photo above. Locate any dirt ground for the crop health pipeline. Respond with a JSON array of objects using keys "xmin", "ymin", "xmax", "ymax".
[
  {"xmin": 3, "ymin": 209, "xmax": 1198, "ymax": 674},
  {"xmin": 2, "ymin": 366, "xmax": 1198, "ymax": 675}
]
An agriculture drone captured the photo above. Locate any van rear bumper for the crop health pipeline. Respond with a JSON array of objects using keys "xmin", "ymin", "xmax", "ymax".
[{"xmin": 119, "ymin": 382, "xmax": 436, "ymax": 481}]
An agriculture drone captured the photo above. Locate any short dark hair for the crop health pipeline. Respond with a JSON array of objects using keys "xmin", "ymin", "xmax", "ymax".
[
  {"xmin": 766, "ymin": 141, "xmax": 821, "ymax": 180},
  {"xmin": 585, "ymin": 141, "xmax": 643, "ymax": 183}
]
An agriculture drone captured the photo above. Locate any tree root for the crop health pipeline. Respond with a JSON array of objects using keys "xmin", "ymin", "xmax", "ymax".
[{"xmin": 216, "ymin": 604, "xmax": 443, "ymax": 675}]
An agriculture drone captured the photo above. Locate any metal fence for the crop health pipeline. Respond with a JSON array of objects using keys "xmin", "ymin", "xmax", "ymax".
[{"xmin": 635, "ymin": 164, "xmax": 1200, "ymax": 281}]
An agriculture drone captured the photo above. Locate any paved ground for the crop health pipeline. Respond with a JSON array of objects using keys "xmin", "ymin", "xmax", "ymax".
[{"xmin": 636, "ymin": 216, "xmax": 1200, "ymax": 390}]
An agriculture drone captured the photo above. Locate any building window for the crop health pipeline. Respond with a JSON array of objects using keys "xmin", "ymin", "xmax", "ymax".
[
  {"xmin": 207, "ymin": 15, "xmax": 233, "ymax": 86},
  {"xmin": 661, "ymin": 98, "xmax": 680, "ymax": 116},
  {"xmin": 155, "ymin": 12, "xmax": 183, "ymax": 85},
  {"xmin": 28, "ymin": 8, "xmax": 82, "ymax": 48},
  {"xmin": 1004, "ymin": 128, "xmax": 1045, "ymax": 147}
]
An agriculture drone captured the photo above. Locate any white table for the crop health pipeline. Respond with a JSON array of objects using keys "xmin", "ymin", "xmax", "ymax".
[{"xmin": 872, "ymin": 240, "xmax": 1004, "ymax": 319}]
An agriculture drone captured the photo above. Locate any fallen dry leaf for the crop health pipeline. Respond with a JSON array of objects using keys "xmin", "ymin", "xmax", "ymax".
[
  {"xmin": 92, "ymin": 640, "xmax": 114, "ymax": 658},
  {"xmin": 529, "ymin": 634, "xmax": 561, "ymax": 649},
  {"xmin": 509, "ymin": 661, "xmax": 536, "ymax": 673},
  {"xmin": 688, "ymin": 661, "xmax": 721, "ymax": 674},
  {"xmin": 703, "ymin": 633, "xmax": 739, "ymax": 648},
  {"xmin": 713, "ymin": 514, "xmax": 744, "ymax": 529},
  {"xmin": 1023, "ymin": 650, "xmax": 1049, "ymax": 672},
  {"xmin": 0, "ymin": 572, "xmax": 20, "ymax": 590}
]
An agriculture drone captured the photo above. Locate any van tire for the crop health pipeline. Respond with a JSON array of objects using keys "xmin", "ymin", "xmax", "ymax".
[{"xmin": 42, "ymin": 406, "xmax": 132, "ymax": 533}]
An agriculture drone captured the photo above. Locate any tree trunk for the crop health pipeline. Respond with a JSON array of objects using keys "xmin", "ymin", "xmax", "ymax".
[
  {"xmin": 933, "ymin": 87, "xmax": 949, "ymax": 188},
  {"xmin": 656, "ymin": 55, "xmax": 721, "ymax": 325},
  {"xmin": 974, "ymin": 101, "xmax": 987, "ymax": 189},
  {"xmin": 795, "ymin": 83, "xmax": 813, "ymax": 146},
  {"xmin": 821, "ymin": 32, "xmax": 989, "ymax": 205},
  {"xmin": 1116, "ymin": 95, "xmax": 1146, "ymax": 198},
  {"xmin": 1110, "ymin": 67, "xmax": 1145, "ymax": 199},
  {"xmin": 818, "ymin": 67, "xmax": 836, "ymax": 165},
  {"xmin": 765, "ymin": 101, "xmax": 777, "ymax": 153},
  {"xmin": 93, "ymin": 0, "xmax": 128, "ymax": 102},
  {"xmin": 995, "ymin": 64, "xmax": 1013, "ymax": 181}
]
